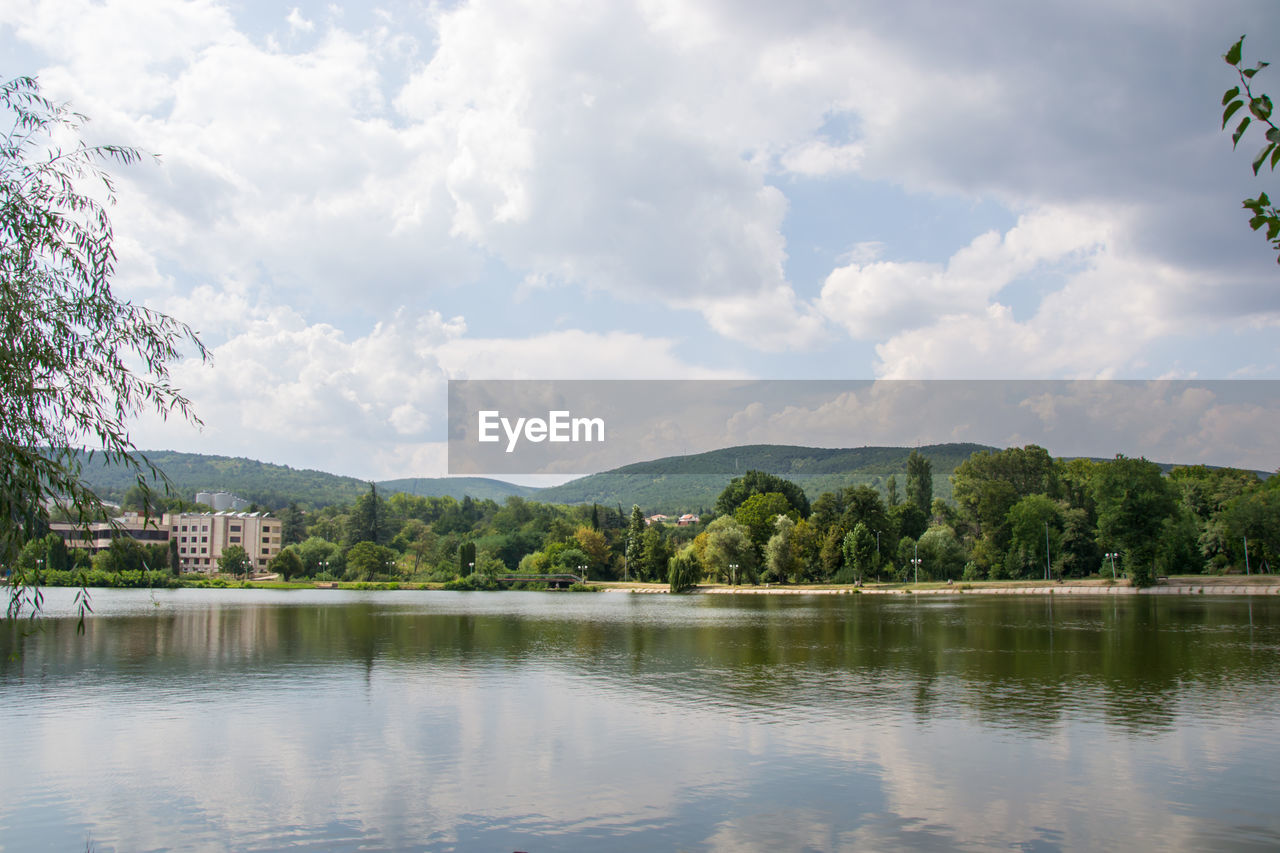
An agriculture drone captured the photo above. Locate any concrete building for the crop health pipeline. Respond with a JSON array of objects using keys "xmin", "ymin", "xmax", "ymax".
[
  {"xmin": 52, "ymin": 510, "xmax": 282, "ymax": 573},
  {"xmin": 168, "ymin": 512, "xmax": 281, "ymax": 571},
  {"xmin": 50, "ymin": 512, "xmax": 169, "ymax": 553}
]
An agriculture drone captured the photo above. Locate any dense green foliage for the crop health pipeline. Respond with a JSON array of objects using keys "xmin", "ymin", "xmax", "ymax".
[
  {"xmin": 1222, "ymin": 36, "xmax": 1280, "ymax": 263},
  {"xmin": 17, "ymin": 440, "xmax": 1278, "ymax": 593},
  {"xmin": 535, "ymin": 443, "xmax": 990, "ymax": 511},
  {"xmin": 1, "ymin": 76, "xmax": 205, "ymax": 617}
]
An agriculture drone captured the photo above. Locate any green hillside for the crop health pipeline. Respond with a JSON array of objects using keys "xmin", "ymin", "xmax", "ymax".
[
  {"xmin": 536, "ymin": 443, "xmax": 995, "ymax": 513},
  {"xmin": 73, "ymin": 450, "xmax": 370, "ymax": 508},
  {"xmin": 73, "ymin": 451, "xmax": 531, "ymax": 509},
  {"xmin": 376, "ymin": 477, "xmax": 536, "ymax": 502}
]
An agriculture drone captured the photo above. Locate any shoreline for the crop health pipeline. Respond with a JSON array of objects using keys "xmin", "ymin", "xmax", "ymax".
[
  {"xmin": 612, "ymin": 577, "xmax": 1280, "ymax": 596},
  {"xmin": 17, "ymin": 577, "xmax": 1280, "ymax": 597}
]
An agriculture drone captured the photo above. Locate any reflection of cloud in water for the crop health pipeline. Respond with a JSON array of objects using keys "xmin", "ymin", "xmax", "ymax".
[{"xmin": 2, "ymin": 590, "xmax": 1279, "ymax": 850}]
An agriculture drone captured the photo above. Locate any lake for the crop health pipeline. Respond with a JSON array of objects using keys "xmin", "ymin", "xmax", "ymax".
[{"xmin": 1, "ymin": 588, "xmax": 1277, "ymax": 851}]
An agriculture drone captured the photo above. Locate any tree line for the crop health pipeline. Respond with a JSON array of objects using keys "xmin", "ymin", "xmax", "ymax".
[{"xmin": 10, "ymin": 446, "xmax": 1277, "ymax": 590}]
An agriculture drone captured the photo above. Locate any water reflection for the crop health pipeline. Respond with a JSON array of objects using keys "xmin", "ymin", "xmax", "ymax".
[{"xmin": 1, "ymin": 589, "xmax": 1278, "ymax": 851}]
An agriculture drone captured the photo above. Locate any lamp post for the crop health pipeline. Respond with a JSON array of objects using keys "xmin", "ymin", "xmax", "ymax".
[
  {"xmin": 468, "ymin": 561, "xmax": 475, "ymax": 576},
  {"xmin": 1045, "ymin": 521, "xmax": 1051, "ymax": 581},
  {"xmin": 1243, "ymin": 537, "xmax": 1251, "ymax": 575},
  {"xmin": 577, "ymin": 564, "xmax": 588, "ymax": 584},
  {"xmin": 911, "ymin": 541, "xmax": 922, "ymax": 585},
  {"xmin": 1105, "ymin": 552, "xmax": 1119, "ymax": 580},
  {"xmin": 729, "ymin": 563, "xmax": 738, "ymax": 587}
]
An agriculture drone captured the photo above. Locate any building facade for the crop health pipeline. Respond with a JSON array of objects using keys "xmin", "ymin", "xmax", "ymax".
[
  {"xmin": 168, "ymin": 512, "xmax": 281, "ymax": 571},
  {"xmin": 51, "ymin": 511, "xmax": 282, "ymax": 573}
]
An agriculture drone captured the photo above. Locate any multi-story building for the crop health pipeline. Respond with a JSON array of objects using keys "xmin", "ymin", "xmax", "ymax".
[
  {"xmin": 51, "ymin": 511, "xmax": 282, "ymax": 573},
  {"xmin": 167, "ymin": 512, "xmax": 281, "ymax": 571},
  {"xmin": 50, "ymin": 512, "xmax": 170, "ymax": 552}
]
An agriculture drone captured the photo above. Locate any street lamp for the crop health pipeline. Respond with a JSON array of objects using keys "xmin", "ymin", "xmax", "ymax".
[
  {"xmin": 1045, "ymin": 521, "xmax": 1051, "ymax": 581},
  {"xmin": 910, "ymin": 540, "xmax": 922, "ymax": 585},
  {"xmin": 1105, "ymin": 552, "xmax": 1119, "ymax": 580},
  {"xmin": 729, "ymin": 563, "xmax": 738, "ymax": 586}
]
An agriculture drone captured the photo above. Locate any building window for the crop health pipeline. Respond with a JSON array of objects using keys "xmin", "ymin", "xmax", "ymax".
[
  {"xmin": 230, "ymin": 525, "xmax": 241, "ymax": 532},
  {"xmin": 230, "ymin": 536, "xmax": 240, "ymax": 543},
  {"xmin": 201, "ymin": 536, "xmax": 207, "ymax": 543}
]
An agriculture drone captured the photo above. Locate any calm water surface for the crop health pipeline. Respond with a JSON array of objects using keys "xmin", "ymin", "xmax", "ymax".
[{"xmin": 1, "ymin": 588, "xmax": 1278, "ymax": 851}]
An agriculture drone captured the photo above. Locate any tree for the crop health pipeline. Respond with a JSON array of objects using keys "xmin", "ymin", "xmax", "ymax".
[
  {"xmin": 43, "ymin": 532, "xmax": 69, "ymax": 573},
  {"xmin": 296, "ymin": 536, "xmax": 341, "ymax": 578},
  {"xmin": 704, "ymin": 515, "xmax": 756, "ymax": 583},
  {"xmin": 917, "ymin": 526, "xmax": 966, "ymax": 582},
  {"xmin": 889, "ymin": 501, "xmax": 928, "ymax": 543},
  {"xmin": 763, "ymin": 515, "xmax": 801, "ymax": 583},
  {"xmin": 841, "ymin": 522, "xmax": 877, "ymax": 584},
  {"xmin": 885, "ymin": 474, "xmax": 900, "ymax": 507},
  {"xmin": 839, "ymin": 485, "xmax": 891, "ymax": 545},
  {"xmin": 573, "ymin": 525, "xmax": 610, "ymax": 570},
  {"xmin": 270, "ymin": 548, "xmax": 303, "ymax": 581},
  {"xmin": 714, "ymin": 470, "xmax": 810, "ymax": 518},
  {"xmin": 345, "ymin": 541, "xmax": 397, "ymax": 581},
  {"xmin": 1221, "ymin": 36, "xmax": 1280, "ymax": 263},
  {"xmin": 278, "ymin": 502, "xmax": 307, "ymax": 546},
  {"xmin": 459, "ymin": 541, "xmax": 477, "ymax": 575},
  {"xmin": 1220, "ymin": 488, "xmax": 1280, "ymax": 572},
  {"xmin": 1092, "ymin": 456, "xmax": 1176, "ymax": 587},
  {"xmin": 217, "ymin": 545, "xmax": 251, "ymax": 578},
  {"xmin": 347, "ymin": 483, "xmax": 385, "ymax": 546},
  {"xmin": 626, "ymin": 504, "xmax": 646, "ymax": 575},
  {"xmin": 638, "ymin": 525, "xmax": 669, "ymax": 581},
  {"xmin": 905, "ymin": 450, "xmax": 933, "ymax": 512},
  {"xmin": 1006, "ymin": 494, "xmax": 1062, "ymax": 579},
  {"xmin": 733, "ymin": 491, "xmax": 796, "ymax": 551},
  {"xmin": 667, "ymin": 546, "xmax": 700, "ymax": 593},
  {"xmin": 2, "ymin": 76, "xmax": 207, "ymax": 617}
]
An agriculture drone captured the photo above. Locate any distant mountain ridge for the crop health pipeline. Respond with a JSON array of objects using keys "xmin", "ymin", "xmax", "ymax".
[
  {"xmin": 74, "ymin": 443, "xmax": 1248, "ymax": 515},
  {"xmin": 72, "ymin": 450, "xmax": 530, "ymax": 508},
  {"xmin": 534, "ymin": 443, "xmax": 995, "ymax": 513}
]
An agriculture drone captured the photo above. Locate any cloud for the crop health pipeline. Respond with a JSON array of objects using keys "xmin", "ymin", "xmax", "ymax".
[
  {"xmin": 130, "ymin": 300, "xmax": 735, "ymax": 478},
  {"xmin": 286, "ymin": 7, "xmax": 315, "ymax": 34},
  {"xmin": 820, "ymin": 207, "xmax": 1109, "ymax": 341}
]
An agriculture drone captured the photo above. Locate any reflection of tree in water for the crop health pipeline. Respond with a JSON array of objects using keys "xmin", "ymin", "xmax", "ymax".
[{"xmin": 2, "ymin": 593, "xmax": 1277, "ymax": 735}]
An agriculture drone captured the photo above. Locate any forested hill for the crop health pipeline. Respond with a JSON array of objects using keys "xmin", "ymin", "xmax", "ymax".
[
  {"xmin": 535, "ymin": 443, "xmax": 996, "ymax": 514},
  {"xmin": 71, "ymin": 451, "xmax": 530, "ymax": 508},
  {"xmin": 376, "ymin": 477, "xmax": 537, "ymax": 502}
]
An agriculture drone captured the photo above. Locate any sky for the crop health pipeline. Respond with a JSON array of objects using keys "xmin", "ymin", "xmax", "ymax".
[{"xmin": 4, "ymin": 0, "xmax": 1280, "ymax": 482}]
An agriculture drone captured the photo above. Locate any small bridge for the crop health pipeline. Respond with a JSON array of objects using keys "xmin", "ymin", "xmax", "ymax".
[{"xmin": 494, "ymin": 573, "xmax": 585, "ymax": 589}]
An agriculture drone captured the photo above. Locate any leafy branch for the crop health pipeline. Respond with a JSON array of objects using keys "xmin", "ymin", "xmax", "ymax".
[
  {"xmin": 2, "ymin": 75, "xmax": 209, "ymax": 622},
  {"xmin": 1222, "ymin": 36, "xmax": 1280, "ymax": 262}
]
